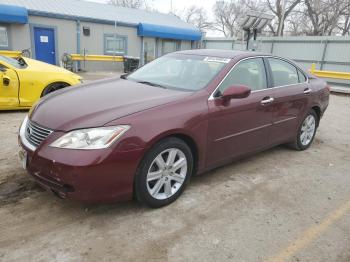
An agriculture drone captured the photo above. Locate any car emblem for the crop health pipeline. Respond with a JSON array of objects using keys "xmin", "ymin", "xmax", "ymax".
[{"xmin": 27, "ymin": 126, "xmax": 32, "ymax": 137}]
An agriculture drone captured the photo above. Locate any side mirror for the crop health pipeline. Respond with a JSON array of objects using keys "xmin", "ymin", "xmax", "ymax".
[
  {"xmin": 120, "ymin": 73, "xmax": 129, "ymax": 79},
  {"xmin": 215, "ymin": 85, "xmax": 251, "ymax": 106},
  {"xmin": 222, "ymin": 85, "xmax": 251, "ymax": 99},
  {"xmin": 3, "ymin": 75, "xmax": 11, "ymax": 86}
]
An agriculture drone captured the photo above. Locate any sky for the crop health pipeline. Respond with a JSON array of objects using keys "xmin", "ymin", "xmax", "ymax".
[{"xmin": 86, "ymin": 0, "xmax": 221, "ymax": 36}]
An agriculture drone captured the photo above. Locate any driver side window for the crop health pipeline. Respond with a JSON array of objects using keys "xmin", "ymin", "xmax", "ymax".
[{"xmin": 217, "ymin": 58, "xmax": 267, "ymax": 95}]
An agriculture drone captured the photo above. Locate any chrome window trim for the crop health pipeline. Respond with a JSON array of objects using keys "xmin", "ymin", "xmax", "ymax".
[
  {"xmin": 208, "ymin": 55, "xmax": 309, "ymax": 100},
  {"xmin": 19, "ymin": 116, "xmax": 37, "ymax": 152}
]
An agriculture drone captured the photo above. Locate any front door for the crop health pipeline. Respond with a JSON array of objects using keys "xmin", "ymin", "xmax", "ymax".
[
  {"xmin": 206, "ymin": 57, "xmax": 274, "ymax": 167},
  {"xmin": 34, "ymin": 27, "xmax": 56, "ymax": 64},
  {"xmin": 0, "ymin": 65, "xmax": 19, "ymax": 109}
]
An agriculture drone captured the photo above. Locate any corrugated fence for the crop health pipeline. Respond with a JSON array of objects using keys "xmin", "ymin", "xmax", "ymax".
[{"xmin": 202, "ymin": 36, "xmax": 350, "ymax": 86}]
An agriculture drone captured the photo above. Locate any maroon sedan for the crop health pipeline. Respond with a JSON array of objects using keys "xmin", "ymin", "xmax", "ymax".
[{"xmin": 18, "ymin": 50, "xmax": 329, "ymax": 207}]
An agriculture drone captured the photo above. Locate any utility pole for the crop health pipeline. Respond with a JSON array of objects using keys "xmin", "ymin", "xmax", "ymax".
[
  {"xmin": 170, "ymin": 0, "xmax": 173, "ymax": 13},
  {"xmin": 278, "ymin": 0, "xmax": 286, "ymax": 36}
]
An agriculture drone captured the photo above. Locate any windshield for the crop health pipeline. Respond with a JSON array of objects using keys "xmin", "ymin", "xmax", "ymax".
[
  {"xmin": 127, "ymin": 54, "xmax": 229, "ymax": 91},
  {"xmin": 0, "ymin": 55, "xmax": 27, "ymax": 69}
]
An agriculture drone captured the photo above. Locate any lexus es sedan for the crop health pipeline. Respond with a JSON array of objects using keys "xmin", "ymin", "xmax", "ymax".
[{"xmin": 18, "ymin": 49, "xmax": 329, "ymax": 208}]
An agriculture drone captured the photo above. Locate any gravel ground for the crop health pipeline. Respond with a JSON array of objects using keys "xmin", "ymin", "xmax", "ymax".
[{"xmin": 0, "ymin": 93, "xmax": 349, "ymax": 262}]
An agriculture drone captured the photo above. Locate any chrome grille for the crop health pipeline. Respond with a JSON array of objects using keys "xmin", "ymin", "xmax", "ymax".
[{"xmin": 25, "ymin": 120, "xmax": 53, "ymax": 147}]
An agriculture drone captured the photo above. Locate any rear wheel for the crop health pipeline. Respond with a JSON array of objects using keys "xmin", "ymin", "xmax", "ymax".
[
  {"xmin": 289, "ymin": 109, "xmax": 318, "ymax": 150},
  {"xmin": 134, "ymin": 137, "xmax": 193, "ymax": 208},
  {"xmin": 41, "ymin": 82, "xmax": 70, "ymax": 97}
]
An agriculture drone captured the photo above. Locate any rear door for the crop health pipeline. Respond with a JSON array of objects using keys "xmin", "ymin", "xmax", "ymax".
[
  {"xmin": 0, "ymin": 64, "xmax": 19, "ymax": 109},
  {"xmin": 206, "ymin": 57, "xmax": 275, "ymax": 167},
  {"xmin": 266, "ymin": 57, "xmax": 310, "ymax": 145}
]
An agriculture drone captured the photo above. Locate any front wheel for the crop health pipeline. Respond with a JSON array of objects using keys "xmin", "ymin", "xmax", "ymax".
[
  {"xmin": 134, "ymin": 137, "xmax": 193, "ymax": 208},
  {"xmin": 41, "ymin": 82, "xmax": 69, "ymax": 97},
  {"xmin": 289, "ymin": 109, "xmax": 318, "ymax": 150}
]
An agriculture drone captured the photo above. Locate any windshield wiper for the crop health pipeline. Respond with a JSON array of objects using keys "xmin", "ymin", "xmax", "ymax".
[{"xmin": 137, "ymin": 81, "xmax": 166, "ymax": 88}]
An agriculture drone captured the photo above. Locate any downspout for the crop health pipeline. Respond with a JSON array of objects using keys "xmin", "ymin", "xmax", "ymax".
[
  {"xmin": 76, "ymin": 20, "xmax": 81, "ymax": 71},
  {"xmin": 140, "ymin": 36, "xmax": 144, "ymax": 66}
]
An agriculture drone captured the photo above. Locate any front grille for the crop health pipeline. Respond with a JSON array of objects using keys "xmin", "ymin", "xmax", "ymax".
[{"xmin": 25, "ymin": 120, "xmax": 53, "ymax": 147}]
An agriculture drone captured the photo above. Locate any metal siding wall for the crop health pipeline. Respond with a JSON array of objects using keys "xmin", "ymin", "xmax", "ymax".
[
  {"xmin": 29, "ymin": 16, "xmax": 76, "ymax": 64},
  {"xmin": 79, "ymin": 22, "xmax": 140, "ymax": 71},
  {"xmin": 204, "ymin": 37, "xmax": 350, "ymax": 85},
  {"xmin": 9, "ymin": 23, "xmax": 30, "ymax": 51},
  {"xmin": 324, "ymin": 42, "xmax": 350, "ymax": 64},
  {"xmin": 205, "ymin": 41, "xmax": 233, "ymax": 50},
  {"xmin": 270, "ymin": 41, "xmax": 324, "ymax": 61}
]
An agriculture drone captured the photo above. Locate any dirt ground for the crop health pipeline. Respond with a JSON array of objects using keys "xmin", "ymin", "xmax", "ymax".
[{"xmin": 0, "ymin": 93, "xmax": 349, "ymax": 262}]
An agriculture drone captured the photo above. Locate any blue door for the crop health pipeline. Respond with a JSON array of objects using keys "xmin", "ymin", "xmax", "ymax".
[{"xmin": 34, "ymin": 27, "xmax": 56, "ymax": 64}]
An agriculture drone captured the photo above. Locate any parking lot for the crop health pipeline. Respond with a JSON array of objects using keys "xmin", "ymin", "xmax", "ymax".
[{"xmin": 0, "ymin": 92, "xmax": 349, "ymax": 261}]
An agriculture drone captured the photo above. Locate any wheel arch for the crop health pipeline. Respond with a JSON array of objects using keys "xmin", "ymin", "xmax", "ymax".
[
  {"xmin": 41, "ymin": 81, "xmax": 71, "ymax": 97},
  {"xmin": 132, "ymin": 131, "xmax": 200, "ymax": 202},
  {"xmin": 142, "ymin": 130, "xmax": 200, "ymax": 176},
  {"xmin": 311, "ymin": 105, "xmax": 321, "ymax": 126}
]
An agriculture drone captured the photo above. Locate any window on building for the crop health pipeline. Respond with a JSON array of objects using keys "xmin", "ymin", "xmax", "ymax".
[
  {"xmin": 162, "ymin": 40, "xmax": 180, "ymax": 54},
  {"xmin": 104, "ymin": 34, "xmax": 127, "ymax": 55},
  {"xmin": 0, "ymin": 27, "xmax": 9, "ymax": 49}
]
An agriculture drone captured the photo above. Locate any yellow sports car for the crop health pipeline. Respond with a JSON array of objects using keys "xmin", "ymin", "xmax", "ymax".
[{"xmin": 0, "ymin": 55, "xmax": 82, "ymax": 110}]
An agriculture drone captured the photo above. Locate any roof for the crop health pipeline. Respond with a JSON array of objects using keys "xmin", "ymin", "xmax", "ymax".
[
  {"xmin": 0, "ymin": 0, "xmax": 197, "ymax": 30},
  {"xmin": 175, "ymin": 49, "xmax": 267, "ymax": 58}
]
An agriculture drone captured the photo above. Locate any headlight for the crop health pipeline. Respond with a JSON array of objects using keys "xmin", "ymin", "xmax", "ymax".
[{"xmin": 50, "ymin": 125, "xmax": 130, "ymax": 149}]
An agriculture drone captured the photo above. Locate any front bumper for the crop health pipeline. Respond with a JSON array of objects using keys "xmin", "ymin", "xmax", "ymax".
[{"xmin": 18, "ymin": 119, "xmax": 145, "ymax": 203}]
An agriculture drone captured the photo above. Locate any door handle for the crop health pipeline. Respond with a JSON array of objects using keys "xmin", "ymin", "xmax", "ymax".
[
  {"xmin": 261, "ymin": 97, "xmax": 274, "ymax": 105},
  {"xmin": 304, "ymin": 88, "xmax": 311, "ymax": 94}
]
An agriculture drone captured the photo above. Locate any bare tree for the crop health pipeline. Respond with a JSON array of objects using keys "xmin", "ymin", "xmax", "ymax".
[
  {"xmin": 303, "ymin": 0, "xmax": 350, "ymax": 36},
  {"xmin": 338, "ymin": 4, "xmax": 350, "ymax": 35},
  {"xmin": 265, "ymin": 0, "xmax": 301, "ymax": 36},
  {"xmin": 181, "ymin": 6, "xmax": 213, "ymax": 32},
  {"xmin": 109, "ymin": 0, "xmax": 148, "ymax": 9}
]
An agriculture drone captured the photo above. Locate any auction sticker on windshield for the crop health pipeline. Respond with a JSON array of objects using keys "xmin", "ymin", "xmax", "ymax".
[{"xmin": 203, "ymin": 57, "xmax": 231, "ymax": 63}]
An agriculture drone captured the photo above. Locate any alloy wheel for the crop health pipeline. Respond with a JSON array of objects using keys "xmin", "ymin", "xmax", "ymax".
[
  {"xmin": 300, "ymin": 115, "xmax": 316, "ymax": 146},
  {"xmin": 146, "ymin": 148, "xmax": 188, "ymax": 200}
]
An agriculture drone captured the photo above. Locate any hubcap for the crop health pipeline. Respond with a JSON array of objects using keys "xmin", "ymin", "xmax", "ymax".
[
  {"xmin": 146, "ymin": 148, "xmax": 187, "ymax": 200},
  {"xmin": 300, "ymin": 115, "xmax": 316, "ymax": 146}
]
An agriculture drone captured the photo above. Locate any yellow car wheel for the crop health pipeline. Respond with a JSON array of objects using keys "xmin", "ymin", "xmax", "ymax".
[{"xmin": 41, "ymin": 82, "xmax": 70, "ymax": 97}]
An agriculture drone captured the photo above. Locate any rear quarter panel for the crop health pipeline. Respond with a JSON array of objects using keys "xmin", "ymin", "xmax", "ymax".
[{"xmin": 308, "ymin": 77, "xmax": 329, "ymax": 118}]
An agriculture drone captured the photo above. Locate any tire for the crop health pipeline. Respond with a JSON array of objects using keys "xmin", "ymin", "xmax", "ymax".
[
  {"xmin": 41, "ymin": 82, "xmax": 69, "ymax": 97},
  {"xmin": 289, "ymin": 109, "xmax": 318, "ymax": 151},
  {"xmin": 134, "ymin": 137, "xmax": 193, "ymax": 208}
]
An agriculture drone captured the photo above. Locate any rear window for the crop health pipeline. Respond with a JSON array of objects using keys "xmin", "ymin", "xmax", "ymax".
[{"xmin": 268, "ymin": 58, "xmax": 299, "ymax": 87}]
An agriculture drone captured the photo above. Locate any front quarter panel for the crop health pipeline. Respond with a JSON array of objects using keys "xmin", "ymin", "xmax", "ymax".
[
  {"xmin": 106, "ymin": 91, "xmax": 210, "ymax": 174},
  {"xmin": 16, "ymin": 68, "xmax": 80, "ymax": 107}
]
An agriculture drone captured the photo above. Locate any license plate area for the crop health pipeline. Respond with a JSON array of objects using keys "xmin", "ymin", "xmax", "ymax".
[{"xmin": 19, "ymin": 148, "xmax": 27, "ymax": 170}]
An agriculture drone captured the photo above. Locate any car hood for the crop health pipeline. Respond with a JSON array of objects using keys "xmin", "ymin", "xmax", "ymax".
[
  {"xmin": 24, "ymin": 57, "xmax": 78, "ymax": 75},
  {"xmin": 30, "ymin": 77, "xmax": 191, "ymax": 131}
]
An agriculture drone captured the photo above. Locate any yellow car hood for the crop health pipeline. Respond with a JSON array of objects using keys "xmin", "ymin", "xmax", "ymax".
[{"xmin": 23, "ymin": 57, "xmax": 73, "ymax": 74}]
